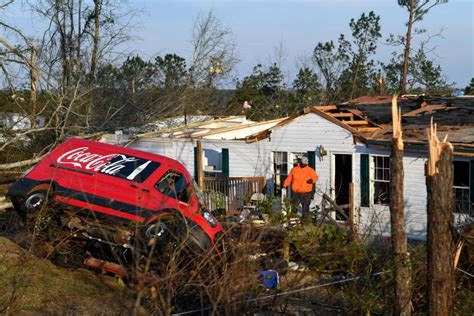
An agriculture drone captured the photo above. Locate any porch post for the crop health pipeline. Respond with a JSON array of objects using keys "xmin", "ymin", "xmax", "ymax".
[{"xmin": 196, "ymin": 141, "xmax": 204, "ymax": 190}]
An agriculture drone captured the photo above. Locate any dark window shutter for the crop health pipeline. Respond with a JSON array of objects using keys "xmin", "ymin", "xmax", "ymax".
[
  {"xmin": 360, "ymin": 154, "xmax": 370, "ymax": 207},
  {"xmin": 307, "ymin": 151, "xmax": 316, "ymax": 170},
  {"xmin": 193, "ymin": 146, "xmax": 198, "ymax": 181},
  {"xmin": 222, "ymin": 148, "xmax": 229, "ymax": 177},
  {"xmin": 470, "ymin": 160, "xmax": 474, "ymax": 205}
]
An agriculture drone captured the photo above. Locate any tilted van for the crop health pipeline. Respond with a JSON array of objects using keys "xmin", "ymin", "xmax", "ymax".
[{"xmin": 8, "ymin": 138, "xmax": 223, "ymax": 268}]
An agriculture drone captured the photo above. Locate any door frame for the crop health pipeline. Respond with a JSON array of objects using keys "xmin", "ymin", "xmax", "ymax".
[{"xmin": 331, "ymin": 152, "xmax": 354, "ymax": 218}]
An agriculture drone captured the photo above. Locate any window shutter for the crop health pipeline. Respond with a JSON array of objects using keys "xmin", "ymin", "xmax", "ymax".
[
  {"xmin": 360, "ymin": 154, "xmax": 370, "ymax": 207},
  {"xmin": 193, "ymin": 146, "xmax": 198, "ymax": 181},
  {"xmin": 222, "ymin": 148, "xmax": 229, "ymax": 177},
  {"xmin": 470, "ymin": 160, "xmax": 474, "ymax": 206},
  {"xmin": 307, "ymin": 151, "xmax": 316, "ymax": 170}
]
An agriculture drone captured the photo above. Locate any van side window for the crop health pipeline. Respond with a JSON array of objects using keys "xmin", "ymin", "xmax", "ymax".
[
  {"xmin": 99, "ymin": 155, "xmax": 160, "ymax": 183},
  {"xmin": 155, "ymin": 172, "xmax": 190, "ymax": 203}
]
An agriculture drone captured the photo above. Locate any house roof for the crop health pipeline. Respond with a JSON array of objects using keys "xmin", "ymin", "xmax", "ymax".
[
  {"xmin": 138, "ymin": 116, "xmax": 286, "ymax": 140},
  {"xmin": 344, "ymin": 96, "xmax": 474, "ymax": 156},
  {"xmin": 243, "ymin": 95, "xmax": 474, "ymax": 155},
  {"xmin": 109, "ymin": 95, "xmax": 474, "ymax": 156},
  {"xmin": 245, "ymin": 105, "xmax": 383, "ymax": 143}
]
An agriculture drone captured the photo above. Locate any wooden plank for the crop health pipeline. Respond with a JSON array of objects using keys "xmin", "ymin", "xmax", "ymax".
[
  {"xmin": 344, "ymin": 120, "xmax": 370, "ymax": 126},
  {"xmin": 313, "ymin": 105, "xmax": 337, "ymax": 111},
  {"xmin": 454, "ymin": 239, "xmax": 464, "ymax": 269},
  {"xmin": 357, "ymin": 127, "xmax": 381, "ymax": 132},
  {"xmin": 349, "ymin": 182, "xmax": 356, "ymax": 239},
  {"xmin": 330, "ymin": 113, "xmax": 354, "ymax": 118}
]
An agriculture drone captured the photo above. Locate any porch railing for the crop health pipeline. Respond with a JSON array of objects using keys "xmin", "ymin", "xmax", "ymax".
[{"xmin": 202, "ymin": 176, "xmax": 265, "ymax": 211}]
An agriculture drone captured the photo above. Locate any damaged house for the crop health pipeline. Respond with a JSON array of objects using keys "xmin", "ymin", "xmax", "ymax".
[{"xmin": 102, "ymin": 96, "xmax": 474, "ymax": 240}]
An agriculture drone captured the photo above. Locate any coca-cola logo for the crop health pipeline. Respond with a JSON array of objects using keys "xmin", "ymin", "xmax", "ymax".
[
  {"xmin": 57, "ymin": 147, "xmax": 116, "ymax": 170},
  {"xmin": 56, "ymin": 147, "xmax": 152, "ymax": 180}
]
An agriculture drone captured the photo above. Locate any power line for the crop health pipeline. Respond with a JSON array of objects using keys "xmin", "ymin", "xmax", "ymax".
[{"xmin": 172, "ymin": 270, "xmax": 391, "ymax": 315}]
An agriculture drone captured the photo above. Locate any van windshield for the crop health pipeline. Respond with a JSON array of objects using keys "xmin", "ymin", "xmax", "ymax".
[
  {"xmin": 99, "ymin": 154, "xmax": 160, "ymax": 183},
  {"xmin": 192, "ymin": 180, "xmax": 205, "ymax": 202}
]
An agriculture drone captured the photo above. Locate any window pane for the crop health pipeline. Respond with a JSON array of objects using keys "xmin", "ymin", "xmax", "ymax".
[
  {"xmin": 376, "ymin": 168, "xmax": 383, "ymax": 180},
  {"xmin": 273, "ymin": 151, "xmax": 288, "ymax": 175},
  {"xmin": 454, "ymin": 187, "xmax": 471, "ymax": 215},
  {"xmin": 174, "ymin": 175, "xmax": 189, "ymax": 202},
  {"xmin": 453, "ymin": 161, "xmax": 470, "ymax": 187},
  {"xmin": 155, "ymin": 172, "xmax": 190, "ymax": 202},
  {"xmin": 373, "ymin": 181, "xmax": 390, "ymax": 205},
  {"xmin": 156, "ymin": 174, "xmax": 177, "ymax": 198}
]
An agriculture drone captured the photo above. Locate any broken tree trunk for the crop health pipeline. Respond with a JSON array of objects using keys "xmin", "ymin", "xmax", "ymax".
[
  {"xmin": 426, "ymin": 120, "xmax": 455, "ymax": 316},
  {"xmin": 390, "ymin": 96, "xmax": 412, "ymax": 315}
]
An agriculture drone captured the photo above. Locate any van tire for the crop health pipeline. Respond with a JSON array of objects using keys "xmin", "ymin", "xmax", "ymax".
[
  {"xmin": 23, "ymin": 190, "xmax": 48, "ymax": 213},
  {"xmin": 20, "ymin": 187, "xmax": 59, "ymax": 243},
  {"xmin": 143, "ymin": 212, "xmax": 183, "ymax": 255}
]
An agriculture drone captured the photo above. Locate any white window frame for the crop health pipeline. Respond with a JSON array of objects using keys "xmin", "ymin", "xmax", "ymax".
[
  {"xmin": 370, "ymin": 155, "xmax": 390, "ymax": 206},
  {"xmin": 289, "ymin": 152, "xmax": 307, "ymax": 167},
  {"xmin": 271, "ymin": 151, "xmax": 288, "ymax": 196}
]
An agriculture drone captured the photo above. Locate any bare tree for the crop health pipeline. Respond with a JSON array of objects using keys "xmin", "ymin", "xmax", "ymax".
[
  {"xmin": 397, "ymin": 0, "xmax": 448, "ymax": 95},
  {"xmin": 182, "ymin": 11, "xmax": 238, "ymax": 122},
  {"xmin": 188, "ymin": 11, "xmax": 237, "ymax": 87}
]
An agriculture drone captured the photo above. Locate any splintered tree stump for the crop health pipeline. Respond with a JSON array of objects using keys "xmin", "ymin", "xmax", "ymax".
[
  {"xmin": 426, "ymin": 120, "xmax": 454, "ymax": 316},
  {"xmin": 390, "ymin": 95, "xmax": 412, "ymax": 315}
]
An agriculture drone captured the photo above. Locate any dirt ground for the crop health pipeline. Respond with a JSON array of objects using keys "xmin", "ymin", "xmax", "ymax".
[{"xmin": 0, "ymin": 234, "xmax": 134, "ymax": 314}]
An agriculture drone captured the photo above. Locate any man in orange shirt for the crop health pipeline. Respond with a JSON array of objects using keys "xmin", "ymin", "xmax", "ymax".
[{"xmin": 283, "ymin": 157, "xmax": 318, "ymax": 223}]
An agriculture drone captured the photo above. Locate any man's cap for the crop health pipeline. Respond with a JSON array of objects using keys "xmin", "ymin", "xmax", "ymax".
[{"xmin": 301, "ymin": 157, "xmax": 309, "ymax": 164}]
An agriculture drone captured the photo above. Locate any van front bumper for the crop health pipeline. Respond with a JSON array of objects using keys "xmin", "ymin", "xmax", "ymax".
[{"xmin": 7, "ymin": 177, "xmax": 41, "ymax": 198}]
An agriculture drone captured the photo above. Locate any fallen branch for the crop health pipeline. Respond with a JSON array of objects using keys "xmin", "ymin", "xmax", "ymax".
[
  {"xmin": 0, "ymin": 202, "xmax": 12, "ymax": 210},
  {"xmin": 0, "ymin": 155, "xmax": 45, "ymax": 170}
]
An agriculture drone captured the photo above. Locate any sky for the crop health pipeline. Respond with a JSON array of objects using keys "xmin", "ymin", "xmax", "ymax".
[{"xmin": 6, "ymin": 0, "xmax": 474, "ymax": 88}]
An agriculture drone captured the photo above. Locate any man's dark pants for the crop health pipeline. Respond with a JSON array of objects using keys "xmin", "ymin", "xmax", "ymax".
[{"xmin": 291, "ymin": 191, "xmax": 313, "ymax": 221}]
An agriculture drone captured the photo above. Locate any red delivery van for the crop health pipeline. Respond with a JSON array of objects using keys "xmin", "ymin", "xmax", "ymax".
[{"xmin": 8, "ymin": 138, "xmax": 223, "ymax": 260}]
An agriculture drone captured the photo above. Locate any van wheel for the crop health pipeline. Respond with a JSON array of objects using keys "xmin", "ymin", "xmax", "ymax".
[
  {"xmin": 132, "ymin": 212, "xmax": 185, "ymax": 278},
  {"xmin": 20, "ymin": 189, "xmax": 58, "ymax": 242},
  {"xmin": 144, "ymin": 214, "xmax": 181, "ymax": 250},
  {"xmin": 23, "ymin": 190, "xmax": 47, "ymax": 213}
]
